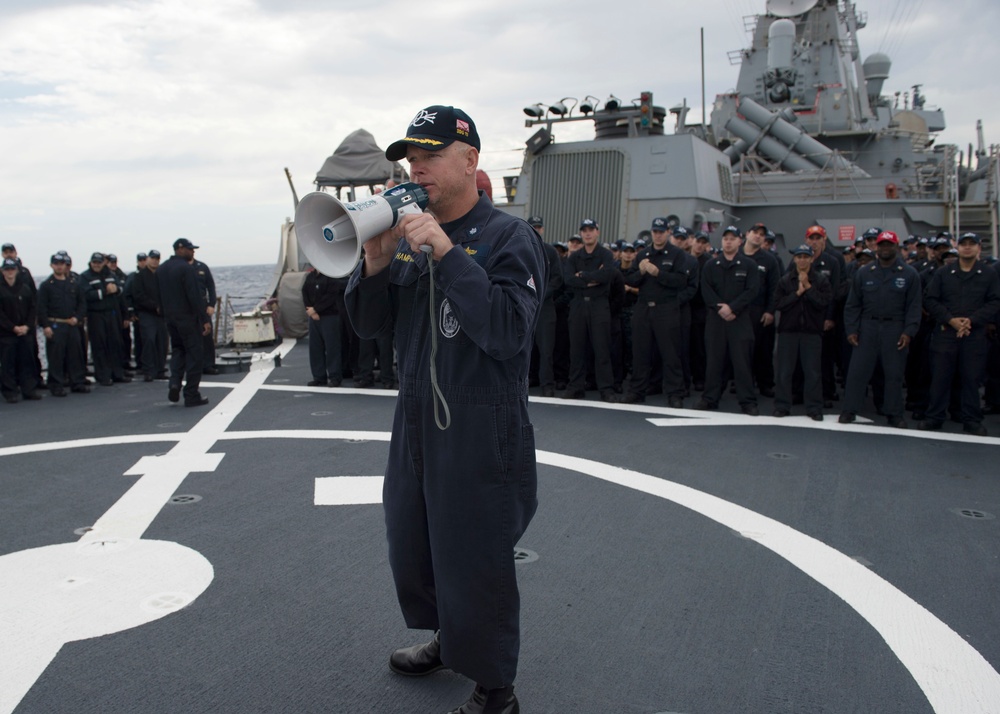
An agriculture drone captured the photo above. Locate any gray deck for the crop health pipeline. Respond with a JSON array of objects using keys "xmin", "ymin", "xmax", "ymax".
[{"xmin": 2, "ymin": 340, "xmax": 999, "ymax": 714}]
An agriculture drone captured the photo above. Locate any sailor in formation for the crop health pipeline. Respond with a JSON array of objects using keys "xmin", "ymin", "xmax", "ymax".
[
  {"xmin": 838, "ymin": 231, "xmax": 922, "ymax": 428},
  {"xmin": 919, "ymin": 232, "xmax": 1000, "ymax": 435},
  {"xmin": 36, "ymin": 253, "xmax": 89, "ymax": 396},
  {"xmin": 697, "ymin": 226, "xmax": 760, "ymax": 415},
  {"xmin": 0, "ymin": 256, "xmax": 41, "ymax": 402},
  {"xmin": 772, "ymin": 244, "xmax": 832, "ymax": 420},
  {"xmin": 80, "ymin": 252, "xmax": 130, "ymax": 386},
  {"xmin": 563, "ymin": 218, "xmax": 617, "ymax": 402},
  {"xmin": 621, "ymin": 217, "xmax": 693, "ymax": 407}
]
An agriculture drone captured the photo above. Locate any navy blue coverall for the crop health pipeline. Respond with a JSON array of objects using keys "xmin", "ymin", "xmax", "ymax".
[
  {"xmin": 842, "ymin": 258, "xmax": 921, "ymax": 419},
  {"xmin": 923, "ymin": 261, "xmax": 1000, "ymax": 427},
  {"xmin": 344, "ymin": 192, "xmax": 545, "ymax": 690},
  {"xmin": 625, "ymin": 241, "xmax": 694, "ymax": 400},
  {"xmin": 701, "ymin": 253, "xmax": 760, "ymax": 408}
]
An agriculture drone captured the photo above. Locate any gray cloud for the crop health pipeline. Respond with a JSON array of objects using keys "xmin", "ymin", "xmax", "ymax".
[{"xmin": 0, "ymin": 0, "xmax": 996, "ymax": 273}]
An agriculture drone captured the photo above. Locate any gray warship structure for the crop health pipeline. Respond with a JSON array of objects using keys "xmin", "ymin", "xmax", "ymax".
[{"xmin": 504, "ymin": 0, "xmax": 998, "ymax": 253}]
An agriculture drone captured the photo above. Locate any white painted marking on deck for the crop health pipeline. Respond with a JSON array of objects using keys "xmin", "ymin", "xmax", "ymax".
[
  {"xmin": 0, "ymin": 340, "xmax": 296, "ymax": 714},
  {"xmin": 2, "ymin": 352, "xmax": 998, "ymax": 713},
  {"xmin": 535, "ymin": 450, "xmax": 1000, "ymax": 714},
  {"xmin": 314, "ymin": 476, "xmax": 384, "ymax": 505},
  {"xmin": 0, "ymin": 540, "xmax": 212, "ymax": 714},
  {"xmin": 646, "ymin": 413, "xmax": 1000, "ymax": 444}
]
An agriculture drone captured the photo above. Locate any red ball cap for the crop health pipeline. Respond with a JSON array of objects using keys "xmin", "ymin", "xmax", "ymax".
[
  {"xmin": 876, "ymin": 230, "xmax": 899, "ymax": 244},
  {"xmin": 805, "ymin": 224, "xmax": 827, "ymax": 238}
]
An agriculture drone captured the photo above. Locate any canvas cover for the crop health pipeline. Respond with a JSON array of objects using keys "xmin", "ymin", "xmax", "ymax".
[{"xmin": 314, "ymin": 128, "xmax": 408, "ymax": 188}]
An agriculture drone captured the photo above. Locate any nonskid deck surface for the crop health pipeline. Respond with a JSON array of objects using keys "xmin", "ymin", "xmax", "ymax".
[{"xmin": 2, "ymin": 340, "xmax": 998, "ymax": 714}]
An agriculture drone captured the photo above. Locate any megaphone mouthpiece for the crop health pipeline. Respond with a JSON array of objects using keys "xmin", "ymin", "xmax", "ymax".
[{"xmin": 322, "ymin": 214, "xmax": 355, "ymax": 243}]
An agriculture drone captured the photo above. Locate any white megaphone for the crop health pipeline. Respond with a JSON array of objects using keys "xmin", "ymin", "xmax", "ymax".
[{"xmin": 295, "ymin": 182, "xmax": 430, "ymax": 277}]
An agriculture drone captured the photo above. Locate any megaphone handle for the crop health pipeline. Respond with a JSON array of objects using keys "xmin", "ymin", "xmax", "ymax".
[{"xmin": 424, "ymin": 250, "xmax": 451, "ymax": 431}]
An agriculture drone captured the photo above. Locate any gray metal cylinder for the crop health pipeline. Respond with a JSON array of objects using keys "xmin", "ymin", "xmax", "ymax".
[
  {"xmin": 724, "ymin": 138, "xmax": 751, "ymax": 165},
  {"xmin": 725, "ymin": 116, "xmax": 818, "ymax": 172},
  {"xmin": 738, "ymin": 96, "xmax": 852, "ymax": 170},
  {"xmin": 768, "ymin": 19, "xmax": 796, "ymax": 71}
]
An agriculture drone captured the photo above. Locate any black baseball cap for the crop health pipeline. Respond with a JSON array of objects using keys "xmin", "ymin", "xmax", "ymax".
[
  {"xmin": 673, "ymin": 226, "xmax": 690, "ymax": 239},
  {"xmin": 107, "ymin": 253, "xmax": 118, "ymax": 262},
  {"xmin": 2, "ymin": 257, "xmax": 19, "ymax": 269},
  {"xmin": 694, "ymin": 231, "xmax": 710, "ymax": 242},
  {"xmin": 385, "ymin": 105, "xmax": 481, "ymax": 161},
  {"xmin": 90, "ymin": 252, "xmax": 105, "ymax": 263},
  {"xmin": 149, "ymin": 249, "xmax": 161, "ymax": 259},
  {"xmin": 790, "ymin": 244, "xmax": 814, "ymax": 256},
  {"xmin": 173, "ymin": 238, "xmax": 199, "ymax": 250},
  {"xmin": 51, "ymin": 253, "xmax": 68, "ymax": 264},
  {"xmin": 2, "ymin": 243, "xmax": 15, "ymax": 252},
  {"xmin": 580, "ymin": 218, "xmax": 599, "ymax": 230},
  {"xmin": 651, "ymin": 217, "xmax": 668, "ymax": 231},
  {"xmin": 527, "ymin": 216, "xmax": 543, "ymax": 228},
  {"xmin": 137, "ymin": 252, "xmax": 148, "ymax": 261},
  {"xmin": 722, "ymin": 225, "xmax": 741, "ymax": 236},
  {"xmin": 621, "ymin": 242, "xmax": 636, "ymax": 252},
  {"xmin": 568, "ymin": 234, "xmax": 583, "ymax": 243},
  {"xmin": 958, "ymin": 232, "xmax": 982, "ymax": 244}
]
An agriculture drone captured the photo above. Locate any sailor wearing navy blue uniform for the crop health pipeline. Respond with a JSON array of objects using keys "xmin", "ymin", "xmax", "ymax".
[
  {"xmin": 772, "ymin": 244, "xmax": 832, "ymax": 419},
  {"xmin": 190, "ymin": 254, "xmax": 218, "ymax": 374},
  {"xmin": 839, "ymin": 231, "xmax": 921, "ymax": 427},
  {"xmin": 563, "ymin": 217, "xmax": 617, "ymax": 401},
  {"xmin": 668, "ymin": 226, "xmax": 701, "ymax": 393},
  {"xmin": 741, "ymin": 223, "xmax": 780, "ymax": 397},
  {"xmin": 621, "ymin": 217, "xmax": 693, "ymax": 406},
  {"xmin": 0, "ymin": 257, "xmax": 40, "ymax": 402},
  {"xmin": 697, "ymin": 226, "xmax": 760, "ymax": 414},
  {"xmin": 37, "ymin": 254, "xmax": 88, "ymax": 395},
  {"xmin": 131, "ymin": 250, "xmax": 169, "ymax": 381},
  {"xmin": 301, "ymin": 268, "xmax": 346, "ymax": 387},
  {"xmin": 158, "ymin": 238, "xmax": 211, "ymax": 407},
  {"xmin": 919, "ymin": 232, "xmax": 1000, "ymax": 435},
  {"xmin": 344, "ymin": 105, "xmax": 544, "ymax": 714},
  {"xmin": 80, "ymin": 252, "xmax": 129, "ymax": 386},
  {"xmin": 528, "ymin": 216, "xmax": 563, "ymax": 397},
  {"xmin": 802, "ymin": 225, "xmax": 845, "ymax": 404}
]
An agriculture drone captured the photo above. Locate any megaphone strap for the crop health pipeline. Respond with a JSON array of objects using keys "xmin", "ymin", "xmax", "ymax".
[{"xmin": 423, "ymin": 245, "xmax": 451, "ymax": 431}]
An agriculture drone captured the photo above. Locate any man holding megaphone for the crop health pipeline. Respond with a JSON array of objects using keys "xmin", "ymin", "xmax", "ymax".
[{"xmin": 344, "ymin": 105, "xmax": 546, "ymax": 714}]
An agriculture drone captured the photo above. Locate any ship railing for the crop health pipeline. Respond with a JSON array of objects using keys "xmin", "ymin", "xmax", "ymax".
[
  {"xmin": 727, "ymin": 49, "xmax": 747, "ymax": 66},
  {"xmin": 214, "ymin": 294, "xmax": 271, "ymax": 347}
]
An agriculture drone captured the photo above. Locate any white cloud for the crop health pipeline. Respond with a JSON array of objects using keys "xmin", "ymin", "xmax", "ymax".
[{"xmin": 0, "ymin": 0, "xmax": 997, "ymax": 273}]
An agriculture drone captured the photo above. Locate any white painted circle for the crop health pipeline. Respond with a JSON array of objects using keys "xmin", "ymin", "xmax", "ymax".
[{"xmin": 0, "ymin": 539, "xmax": 213, "ymax": 643}]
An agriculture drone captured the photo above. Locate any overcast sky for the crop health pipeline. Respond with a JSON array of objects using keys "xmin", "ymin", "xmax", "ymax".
[{"xmin": 1, "ymin": 0, "xmax": 997, "ymax": 272}]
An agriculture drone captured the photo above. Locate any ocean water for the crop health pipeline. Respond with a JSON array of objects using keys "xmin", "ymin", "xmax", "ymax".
[
  {"xmin": 211, "ymin": 264, "xmax": 277, "ymax": 314},
  {"xmin": 210, "ymin": 263, "xmax": 279, "ymax": 344}
]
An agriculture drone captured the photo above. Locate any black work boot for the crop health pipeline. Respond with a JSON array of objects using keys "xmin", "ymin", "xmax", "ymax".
[
  {"xmin": 388, "ymin": 631, "xmax": 445, "ymax": 676},
  {"xmin": 448, "ymin": 684, "xmax": 518, "ymax": 714}
]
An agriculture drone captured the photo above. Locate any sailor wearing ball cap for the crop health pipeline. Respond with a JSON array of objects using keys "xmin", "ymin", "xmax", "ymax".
[
  {"xmin": 772, "ymin": 244, "xmax": 832, "ymax": 419},
  {"xmin": 695, "ymin": 225, "xmax": 761, "ymax": 414},
  {"xmin": 0, "ymin": 257, "xmax": 41, "ymax": 401},
  {"xmin": 839, "ymin": 231, "xmax": 921, "ymax": 428},
  {"xmin": 621, "ymin": 218, "xmax": 693, "ymax": 406},
  {"xmin": 564, "ymin": 217, "xmax": 617, "ymax": 401},
  {"xmin": 919, "ymin": 232, "xmax": 1000, "ymax": 435},
  {"xmin": 157, "ymin": 238, "xmax": 210, "ymax": 406},
  {"xmin": 345, "ymin": 104, "xmax": 545, "ymax": 714}
]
